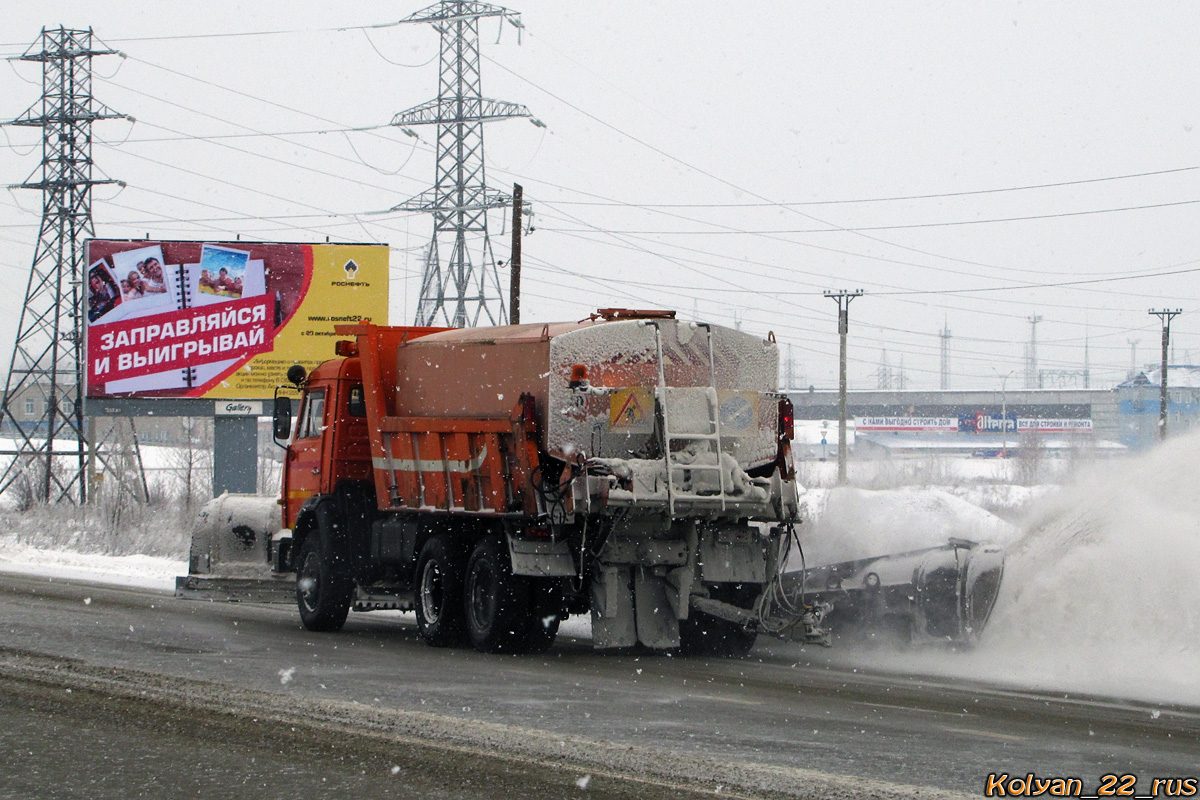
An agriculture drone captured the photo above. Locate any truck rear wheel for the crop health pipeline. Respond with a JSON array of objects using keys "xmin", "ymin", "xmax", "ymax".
[
  {"xmin": 415, "ymin": 535, "xmax": 466, "ymax": 647},
  {"xmin": 296, "ymin": 534, "xmax": 353, "ymax": 632},
  {"xmin": 463, "ymin": 536, "xmax": 533, "ymax": 653}
]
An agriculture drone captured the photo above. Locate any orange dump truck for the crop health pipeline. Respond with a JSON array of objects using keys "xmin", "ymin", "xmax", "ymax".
[{"xmin": 266, "ymin": 309, "xmax": 819, "ymax": 654}]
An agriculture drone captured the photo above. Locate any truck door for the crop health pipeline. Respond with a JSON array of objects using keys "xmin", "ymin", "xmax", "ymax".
[{"xmin": 285, "ymin": 386, "xmax": 327, "ymax": 525}]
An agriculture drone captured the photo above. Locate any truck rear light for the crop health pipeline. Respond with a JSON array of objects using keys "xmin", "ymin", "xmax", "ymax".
[
  {"xmin": 568, "ymin": 364, "xmax": 588, "ymax": 388},
  {"xmin": 335, "ymin": 340, "xmax": 359, "ymax": 357},
  {"xmin": 527, "ymin": 524, "xmax": 552, "ymax": 540},
  {"xmin": 779, "ymin": 397, "xmax": 795, "ymax": 441}
]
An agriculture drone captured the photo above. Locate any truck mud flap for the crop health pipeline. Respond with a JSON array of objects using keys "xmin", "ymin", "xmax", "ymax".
[
  {"xmin": 590, "ymin": 565, "xmax": 684, "ymax": 649},
  {"xmin": 507, "ymin": 536, "xmax": 577, "ymax": 577},
  {"xmin": 634, "ymin": 568, "xmax": 680, "ymax": 649},
  {"xmin": 590, "ymin": 565, "xmax": 637, "ymax": 648}
]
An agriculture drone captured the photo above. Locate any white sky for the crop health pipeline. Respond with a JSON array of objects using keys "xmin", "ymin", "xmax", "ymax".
[{"xmin": 3, "ymin": 1, "xmax": 1200, "ymax": 392}]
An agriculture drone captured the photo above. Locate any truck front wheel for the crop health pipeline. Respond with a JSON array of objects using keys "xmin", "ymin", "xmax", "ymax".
[
  {"xmin": 463, "ymin": 536, "xmax": 533, "ymax": 653},
  {"xmin": 415, "ymin": 535, "xmax": 466, "ymax": 647},
  {"xmin": 296, "ymin": 534, "xmax": 353, "ymax": 632}
]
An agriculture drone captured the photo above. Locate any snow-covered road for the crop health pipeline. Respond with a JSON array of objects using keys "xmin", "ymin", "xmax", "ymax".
[{"xmin": 2, "ymin": 571, "xmax": 1196, "ymax": 800}]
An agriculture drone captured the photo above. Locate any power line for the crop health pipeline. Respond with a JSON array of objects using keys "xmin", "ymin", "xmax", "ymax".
[
  {"xmin": 542, "ymin": 196, "xmax": 1200, "ymax": 234},
  {"xmin": 480, "ymin": 53, "xmax": 1136, "ymax": 285},
  {"xmin": 539, "ymin": 214, "xmax": 1200, "ymax": 308},
  {"xmin": 97, "ymin": 77, "xmax": 427, "ymax": 192},
  {"xmin": 546, "ymin": 164, "xmax": 1200, "ymax": 208}
]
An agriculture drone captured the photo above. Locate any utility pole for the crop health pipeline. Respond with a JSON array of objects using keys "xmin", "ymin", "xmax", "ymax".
[
  {"xmin": 509, "ymin": 183, "xmax": 522, "ymax": 324},
  {"xmin": 939, "ymin": 323, "xmax": 951, "ymax": 391},
  {"xmin": 825, "ymin": 289, "xmax": 862, "ymax": 485},
  {"xmin": 1083, "ymin": 330, "xmax": 1091, "ymax": 389},
  {"xmin": 993, "ymin": 368, "xmax": 1014, "ymax": 459},
  {"xmin": 1026, "ymin": 315, "xmax": 1043, "ymax": 389},
  {"xmin": 0, "ymin": 27, "xmax": 125, "ymax": 503},
  {"xmin": 1149, "ymin": 309, "xmax": 1182, "ymax": 440},
  {"xmin": 390, "ymin": 1, "xmax": 533, "ymax": 328}
]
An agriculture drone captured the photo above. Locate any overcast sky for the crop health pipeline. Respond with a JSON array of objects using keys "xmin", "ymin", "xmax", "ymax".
[{"xmin": 3, "ymin": 2, "xmax": 1200, "ymax": 391}]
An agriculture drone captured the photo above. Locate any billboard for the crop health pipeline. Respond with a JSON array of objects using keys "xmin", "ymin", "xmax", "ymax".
[
  {"xmin": 84, "ymin": 240, "xmax": 388, "ymax": 399},
  {"xmin": 857, "ymin": 414, "xmax": 1095, "ymax": 434}
]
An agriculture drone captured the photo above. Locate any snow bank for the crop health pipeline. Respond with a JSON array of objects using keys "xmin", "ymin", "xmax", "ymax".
[{"xmin": 0, "ymin": 538, "xmax": 183, "ymax": 592}]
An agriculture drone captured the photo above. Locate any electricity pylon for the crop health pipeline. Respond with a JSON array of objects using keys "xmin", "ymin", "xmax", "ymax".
[
  {"xmin": 0, "ymin": 27, "xmax": 125, "ymax": 503},
  {"xmin": 390, "ymin": 0, "xmax": 532, "ymax": 328}
]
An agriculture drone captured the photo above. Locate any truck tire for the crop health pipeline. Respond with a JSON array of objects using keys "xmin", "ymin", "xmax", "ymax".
[
  {"xmin": 296, "ymin": 533, "xmax": 353, "ymax": 632},
  {"xmin": 463, "ymin": 536, "xmax": 533, "ymax": 653},
  {"xmin": 415, "ymin": 535, "xmax": 466, "ymax": 647}
]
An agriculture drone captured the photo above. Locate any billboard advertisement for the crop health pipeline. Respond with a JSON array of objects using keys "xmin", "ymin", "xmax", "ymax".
[
  {"xmin": 84, "ymin": 240, "xmax": 388, "ymax": 399},
  {"xmin": 856, "ymin": 416, "xmax": 959, "ymax": 432}
]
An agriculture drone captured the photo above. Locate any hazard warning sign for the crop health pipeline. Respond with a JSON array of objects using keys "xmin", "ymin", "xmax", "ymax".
[{"xmin": 609, "ymin": 387, "xmax": 654, "ymax": 433}]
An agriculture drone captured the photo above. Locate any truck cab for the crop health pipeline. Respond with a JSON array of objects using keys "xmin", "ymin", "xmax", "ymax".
[{"xmin": 281, "ymin": 356, "xmax": 372, "ymax": 531}]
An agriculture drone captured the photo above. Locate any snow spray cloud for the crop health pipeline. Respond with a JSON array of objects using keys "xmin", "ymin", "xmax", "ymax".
[
  {"xmin": 788, "ymin": 434, "xmax": 1200, "ymax": 705},
  {"xmin": 973, "ymin": 431, "xmax": 1200, "ymax": 703}
]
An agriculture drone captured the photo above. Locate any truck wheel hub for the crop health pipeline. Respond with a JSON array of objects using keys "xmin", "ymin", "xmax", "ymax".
[{"xmin": 420, "ymin": 561, "xmax": 444, "ymax": 624}]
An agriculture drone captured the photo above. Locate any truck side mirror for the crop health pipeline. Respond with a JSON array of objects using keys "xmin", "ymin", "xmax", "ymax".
[
  {"xmin": 287, "ymin": 364, "xmax": 307, "ymax": 386},
  {"xmin": 273, "ymin": 396, "xmax": 293, "ymax": 441}
]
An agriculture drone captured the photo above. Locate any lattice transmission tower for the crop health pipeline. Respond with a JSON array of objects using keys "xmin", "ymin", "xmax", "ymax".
[
  {"xmin": 0, "ymin": 27, "xmax": 124, "ymax": 503},
  {"xmin": 390, "ymin": 0, "xmax": 532, "ymax": 328}
]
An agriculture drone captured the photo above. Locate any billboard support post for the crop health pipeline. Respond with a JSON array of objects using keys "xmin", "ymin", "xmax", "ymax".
[{"xmin": 212, "ymin": 415, "xmax": 257, "ymax": 497}]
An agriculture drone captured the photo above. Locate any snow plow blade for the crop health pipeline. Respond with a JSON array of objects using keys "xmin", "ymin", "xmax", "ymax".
[
  {"xmin": 175, "ymin": 493, "xmax": 295, "ymax": 604},
  {"xmin": 787, "ymin": 539, "xmax": 1005, "ymax": 646}
]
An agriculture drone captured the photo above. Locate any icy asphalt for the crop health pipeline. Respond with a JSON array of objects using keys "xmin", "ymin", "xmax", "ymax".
[{"xmin": 1, "ymin": 571, "xmax": 1197, "ymax": 800}]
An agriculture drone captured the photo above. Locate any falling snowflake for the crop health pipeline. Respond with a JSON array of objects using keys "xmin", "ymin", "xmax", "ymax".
[
  {"xmin": 278, "ymin": 667, "xmax": 296, "ymax": 685},
  {"xmin": 575, "ymin": 775, "xmax": 591, "ymax": 789}
]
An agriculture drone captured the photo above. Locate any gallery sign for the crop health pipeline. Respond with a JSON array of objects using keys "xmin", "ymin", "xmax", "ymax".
[{"xmin": 84, "ymin": 240, "xmax": 388, "ymax": 400}]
